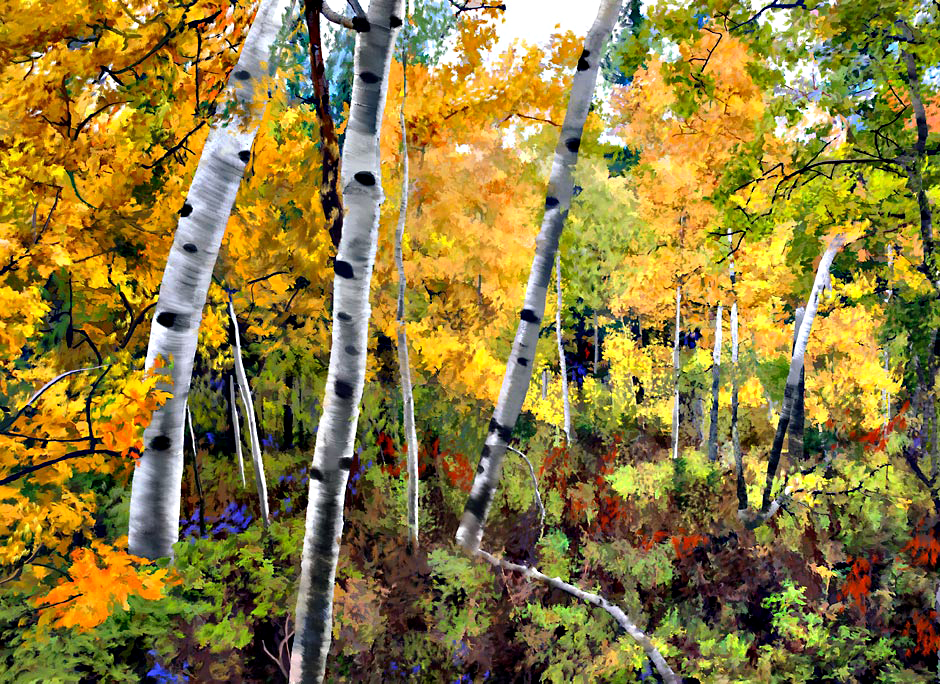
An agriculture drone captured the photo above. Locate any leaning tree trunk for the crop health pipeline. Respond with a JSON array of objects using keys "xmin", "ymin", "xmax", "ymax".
[
  {"xmin": 289, "ymin": 3, "xmax": 402, "ymax": 682},
  {"xmin": 128, "ymin": 0, "xmax": 295, "ymax": 560},
  {"xmin": 456, "ymin": 0, "xmax": 621, "ymax": 554},
  {"xmin": 759, "ymin": 234, "xmax": 845, "ymax": 514},
  {"xmin": 787, "ymin": 307, "xmax": 805, "ymax": 460}
]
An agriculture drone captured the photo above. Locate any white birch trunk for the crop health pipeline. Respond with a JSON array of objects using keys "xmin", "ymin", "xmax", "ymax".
[
  {"xmin": 395, "ymin": 31, "xmax": 420, "ymax": 547},
  {"xmin": 289, "ymin": 3, "xmax": 402, "ymax": 681},
  {"xmin": 455, "ymin": 0, "xmax": 622, "ymax": 553},
  {"xmin": 229, "ymin": 297, "xmax": 270, "ymax": 527},
  {"xmin": 127, "ymin": 0, "xmax": 295, "ymax": 560},
  {"xmin": 884, "ymin": 244, "xmax": 893, "ymax": 433},
  {"xmin": 555, "ymin": 251, "xmax": 572, "ymax": 443},
  {"xmin": 760, "ymin": 233, "xmax": 845, "ymax": 512},
  {"xmin": 707, "ymin": 303, "xmax": 722, "ymax": 462},
  {"xmin": 671, "ymin": 285, "xmax": 681, "ymax": 461}
]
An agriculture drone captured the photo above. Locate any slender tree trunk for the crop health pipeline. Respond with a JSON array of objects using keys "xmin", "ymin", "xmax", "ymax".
[
  {"xmin": 671, "ymin": 285, "xmax": 681, "ymax": 461},
  {"xmin": 185, "ymin": 403, "xmax": 207, "ymax": 537},
  {"xmin": 788, "ymin": 307, "xmax": 805, "ymax": 460},
  {"xmin": 593, "ymin": 308, "xmax": 599, "ymax": 376},
  {"xmin": 707, "ymin": 304, "xmax": 722, "ymax": 462},
  {"xmin": 229, "ymin": 297, "xmax": 271, "ymax": 528},
  {"xmin": 760, "ymin": 234, "xmax": 845, "ymax": 513},
  {"xmin": 395, "ymin": 17, "xmax": 420, "ymax": 547},
  {"xmin": 284, "ymin": 371, "xmax": 295, "ymax": 450},
  {"xmin": 555, "ymin": 252, "xmax": 572, "ymax": 443},
  {"xmin": 541, "ymin": 369, "xmax": 548, "ymax": 400},
  {"xmin": 289, "ymin": 4, "xmax": 402, "ymax": 681},
  {"xmin": 455, "ymin": 0, "xmax": 622, "ymax": 554},
  {"xmin": 128, "ymin": 0, "xmax": 294, "ymax": 560}
]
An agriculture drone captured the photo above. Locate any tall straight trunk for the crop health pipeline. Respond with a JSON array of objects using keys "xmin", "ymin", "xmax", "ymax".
[
  {"xmin": 395, "ymin": 18, "xmax": 420, "ymax": 547},
  {"xmin": 541, "ymin": 369, "xmax": 548, "ymax": 400},
  {"xmin": 788, "ymin": 307, "xmax": 806, "ymax": 460},
  {"xmin": 284, "ymin": 371, "xmax": 295, "ymax": 450},
  {"xmin": 455, "ymin": 0, "xmax": 622, "ymax": 553},
  {"xmin": 707, "ymin": 304, "xmax": 722, "ymax": 462},
  {"xmin": 760, "ymin": 234, "xmax": 844, "ymax": 512},
  {"xmin": 229, "ymin": 297, "xmax": 270, "ymax": 527},
  {"xmin": 128, "ymin": 0, "xmax": 295, "ymax": 560},
  {"xmin": 671, "ymin": 285, "xmax": 681, "ymax": 461},
  {"xmin": 555, "ymin": 252, "xmax": 572, "ymax": 443},
  {"xmin": 289, "ymin": 3, "xmax": 402, "ymax": 681}
]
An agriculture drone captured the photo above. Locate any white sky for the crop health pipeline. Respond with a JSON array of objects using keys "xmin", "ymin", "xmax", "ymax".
[{"xmin": 489, "ymin": 0, "xmax": 604, "ymax": 52}]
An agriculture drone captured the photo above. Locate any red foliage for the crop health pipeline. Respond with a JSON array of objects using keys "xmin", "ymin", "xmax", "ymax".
[
  {"xmin": 902, "ymin": 610, "xmax": 940, "ymax": 658},
  {"xmin": 849, "ymin": 401, "xmax": 910, "ymax": 452},
  {"xmin": 838, "ymin": 554, "xmax": 877, "ymax": 615},
  {"xmin": 901, "ymin": 518, "xmax": 940, "ymax": 568}
]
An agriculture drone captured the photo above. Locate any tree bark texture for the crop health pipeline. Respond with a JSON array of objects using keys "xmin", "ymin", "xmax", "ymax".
[
  {"xmin": 128, "ymin": 0, "xmax": 295, "ymax": 560},
  {"xmin": 289, "ymin": 3, "xmax": 403, "ymax": 681},
  {"xmin": 455, "ymin": 0, "xmax": 622, "ymax": 554}
]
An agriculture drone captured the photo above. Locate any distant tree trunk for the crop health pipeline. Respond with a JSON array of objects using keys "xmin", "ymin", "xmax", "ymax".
[
  {"xmin": 555, "ymin": 252, "xmax": 572, "ymax": 443},
  {"xmin": 884, "ymin": 245, "xmax": 893, "ymax": 434},
  {"xmin": 541, "ymin": 369, "xmax": 548, "ymax": 400},
  {"xmin": 289, "ymin": 4, "xmax": 402, "ymax": 681},
  {"xmin": 788, "ymin": 307, "xmax": 805, "ymax": 460},
  {"xmin": 185, "ymin": 403, "xmax": 206, "ymax": 537},
  {"xmin": 284, "ymin": 371, "xmax": 295, "ymax": 450},
  {"xmin": 759, "ymin": 234, "xmax": 845, "ymax": 514},
  {"xmin": 707, "ymin": 304, "xmax": 722, "ymax": 462},
  {"xmin": 455, "ymin": 0, "xmax": 622, "ymax": 553},
  {"xmin": 731, "ymin": 296, "xmax": 745, "ymax": 510},
  {"xmin": 128, "ymin": 0, "xmax": 294, "ymax": 560},
  {"xmin": 593, "ymin": 309, "xmax": 599, "ymax": 376},
  {"xmin": 671, "ymin": 285, "xmax": 681, "ymax": 461}
]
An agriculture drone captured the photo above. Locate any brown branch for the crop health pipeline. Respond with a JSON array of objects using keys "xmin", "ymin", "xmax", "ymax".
[{"xmin": 304, "ymin": 0, "xmax": 344, "ymax": 248}]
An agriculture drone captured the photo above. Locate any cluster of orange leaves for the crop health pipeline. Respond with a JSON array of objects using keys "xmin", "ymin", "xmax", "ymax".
[
  {"xmin": 32, "ymin": 539, "xmax": 179, "ymax": 633},
  {"xmin": 837, "ymin": 553, "xmax": 878, "ymax": 615}
]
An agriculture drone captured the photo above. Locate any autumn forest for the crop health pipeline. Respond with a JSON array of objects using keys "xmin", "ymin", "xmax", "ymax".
[{"xmin": 1, "ymin": 0, "xmax": 939, "ymax": 681}]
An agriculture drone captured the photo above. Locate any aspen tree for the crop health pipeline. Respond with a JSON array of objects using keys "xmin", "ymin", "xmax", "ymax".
[
  {"xmin": 289, "ymin": 1, "xmax": 403, "ymax": 680},
  {"xmin": 128, "ymin": 0, "xmax": 296, "ymax": 560}
]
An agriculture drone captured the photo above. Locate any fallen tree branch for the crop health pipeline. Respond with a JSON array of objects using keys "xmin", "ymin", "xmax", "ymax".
[{"xmin": 476, "ymin": 548, "xmax": 680, "ymax": 684}]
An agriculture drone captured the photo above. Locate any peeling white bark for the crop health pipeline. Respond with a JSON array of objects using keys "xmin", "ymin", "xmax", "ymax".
[
  {"xmin": 128, "ymin": 0, "xmax": 296, "ymax": 560},
  {"xmin": 455, "ymin": 0, "xmax": 622, "ymax": 554},
  {"xmin": 289, "ymin": 2, "xmax": 403, "ymax": 681}
]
